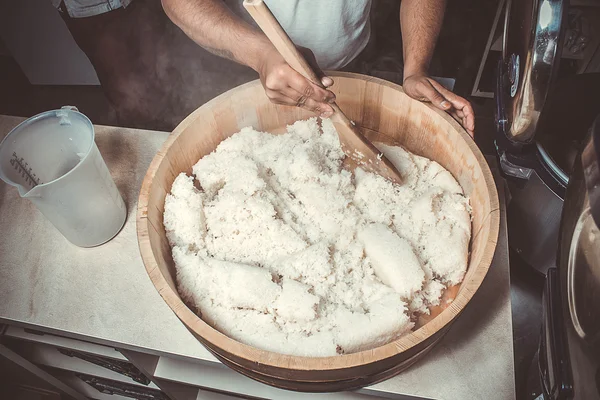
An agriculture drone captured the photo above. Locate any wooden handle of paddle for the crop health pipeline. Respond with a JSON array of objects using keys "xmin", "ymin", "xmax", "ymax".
[
  {"xmin": 243, "ymin": 0, "xmax": 324, "ymax": 87},
  {"xmin": 243, "ymin": 0, "xmax": 403, "ymax": 185},
  {"xmin": 243, "ymin": 0, "xmax": 348, "ymax": 122}
]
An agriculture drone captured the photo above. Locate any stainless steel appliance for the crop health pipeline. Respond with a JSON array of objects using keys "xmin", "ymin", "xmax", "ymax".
[
  {"xmin": 496, "ymin": 0, "xmax": 600, "ymax": 274},
  {"xmin": 535, "ymin": 115, "xmax": 600, "ymax": 399}
]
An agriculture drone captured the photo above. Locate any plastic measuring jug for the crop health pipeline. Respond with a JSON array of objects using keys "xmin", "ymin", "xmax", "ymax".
[{"xmin": 0, "ymin": 107, "xmax": 126, "ymax": 247}]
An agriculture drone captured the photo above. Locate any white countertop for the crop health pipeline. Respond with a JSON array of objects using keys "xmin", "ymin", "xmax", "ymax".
[{"xmin": 0, "ymin": 115, "xmax": 515, "ymax": 399}]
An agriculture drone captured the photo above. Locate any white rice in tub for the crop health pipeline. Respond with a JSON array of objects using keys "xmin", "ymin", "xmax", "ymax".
[{"xmin": 163, "ymin": 118, "xmax": 471, "ymax": 357}]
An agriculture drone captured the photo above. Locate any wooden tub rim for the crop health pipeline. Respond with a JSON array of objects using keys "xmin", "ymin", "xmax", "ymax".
[{"xmin": 137, "ymin": 72, "xmax": 500, "ymax": 372}]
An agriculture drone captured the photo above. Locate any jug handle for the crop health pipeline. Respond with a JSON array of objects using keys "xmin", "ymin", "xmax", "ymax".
[{"xmin": 56, "ymin": 106, "xmax": 79, "ymax": 126}]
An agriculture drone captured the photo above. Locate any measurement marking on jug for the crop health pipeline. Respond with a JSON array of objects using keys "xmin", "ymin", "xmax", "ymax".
[{"xmin": 10, "ymin": 152, "xmax": 41, "ymax": 187}]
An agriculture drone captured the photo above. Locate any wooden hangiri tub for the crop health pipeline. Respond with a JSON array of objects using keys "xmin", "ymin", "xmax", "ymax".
[{"xmin": 137, "ymin": 72, "xmax": 500, "ymax": 392}]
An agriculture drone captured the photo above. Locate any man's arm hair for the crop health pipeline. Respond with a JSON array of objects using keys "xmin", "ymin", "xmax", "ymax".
[
  {"xmin": 161, "ymin": 0, "xmax": 271, "ymax": 70},
  {"xmin": 400, "ymin": 0, "xmax": 447, "ymax": 78}
]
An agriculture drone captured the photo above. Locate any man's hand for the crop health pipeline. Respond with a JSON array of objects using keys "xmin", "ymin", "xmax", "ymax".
[
  {"xmin": 399, "ymin": 0, "xmax": 475, "ymax": 136},
  {"xmin": 162, "ymin": 0, "xmax": 336, "ymax": 118},
  {"xmin": 403, "ymin": 74, "xmax": 475, "ymax": 136},
  {"xmin": 257, "ymin": 47, "xmax": 336, "ymax": 118}
]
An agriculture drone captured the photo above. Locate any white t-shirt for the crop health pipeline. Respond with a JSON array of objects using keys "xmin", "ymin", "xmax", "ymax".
[
  {"xmin": 54, "ymin": 0, "xmax": 372, "ymax": 69},
  {"xmin": 264, "ymin": 0, "xmax": 372, "ymax": 69}
]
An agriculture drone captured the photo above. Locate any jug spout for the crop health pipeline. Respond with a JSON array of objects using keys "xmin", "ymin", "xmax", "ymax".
[
  {"xmin": 2, "ymin": 154, "xmax": 43, "ymax": 198},
  {"xmin": 21, "ymin": 184, "xmax": 43, "ymax": 199},
  {"xmin": 0, "ymin": 164, "xmax": 40, "ymax": 198}
]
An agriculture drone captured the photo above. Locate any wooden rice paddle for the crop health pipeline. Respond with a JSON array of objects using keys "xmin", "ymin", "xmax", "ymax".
[{"xmin": 243, "ymin": 0, "xmax": 403, "ymax": 185}]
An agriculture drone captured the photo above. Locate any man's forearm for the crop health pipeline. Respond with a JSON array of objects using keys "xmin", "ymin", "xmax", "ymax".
[
  {"xmin": 161, "ymin": 0, "xmax": 271, "ymax": 71},
  {"xmin": 399, "ymin": 0, "xmax": 475, "ymax": 134},
  {"xmin": 400, "ymin": 0, "xmax": 447, "ymax": 79}
]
